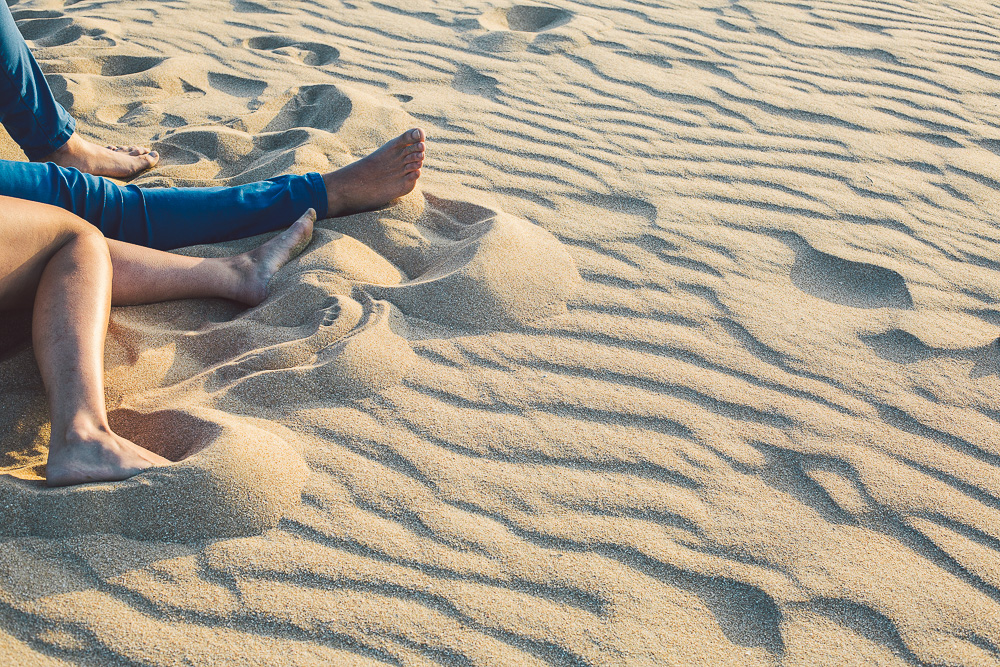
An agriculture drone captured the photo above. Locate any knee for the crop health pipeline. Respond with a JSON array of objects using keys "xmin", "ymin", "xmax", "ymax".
[
  {"xmin": 62, "ymin": 218, "xmax": 104, "ymax": 244},
  {"xmin": 57, "ymin": 220, "xmax": 110, "ymax": 266}
]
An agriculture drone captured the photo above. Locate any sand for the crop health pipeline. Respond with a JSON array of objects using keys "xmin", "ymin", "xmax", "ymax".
[{"xmin": 1, "ymin": 0, "xmax": 1000, "ymax": 663}]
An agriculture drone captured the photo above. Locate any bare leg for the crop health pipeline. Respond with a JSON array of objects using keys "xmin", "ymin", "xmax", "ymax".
[
  {"xmin": 0, "ymin": 196, "xmax": 169, "ymax": 486},
  {"xmin": 107, "ymin": 208, "xmax": 315, "ymax": 306},
  {"xmin": 42, "ymin": 133, "xmax": 159, "ymax": 180},
  {"xmin": 324, "ymin": 128, "xmax": 426, "ymax": 217},
  {"xmin": 34, "ymin": 228, "xmax": 170, "ymax": 486},
  {"xmin": 0, "ymin": 198, "xmax": 312, "ymax": 486}
]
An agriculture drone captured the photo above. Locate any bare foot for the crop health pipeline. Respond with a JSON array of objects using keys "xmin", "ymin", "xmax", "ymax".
[
  {"xmin": 230, "ymin": 208, "xmax": 316, "ymax": 306},
  {"xmin": 323, "ymin": 128, "xmax": 425, "ymax": 217},
  {"xmin": 42, "ymin": 133, "xmax": 159, "ymax": 179},
  {"xmin": 46, "ymin": 422, "xmax": 169, "ymax": 487}
]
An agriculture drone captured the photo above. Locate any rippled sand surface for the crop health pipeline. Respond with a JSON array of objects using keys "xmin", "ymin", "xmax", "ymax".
[{"xmin": 3, "ymin": 0, "xmax": 1000, "ymax": 664}]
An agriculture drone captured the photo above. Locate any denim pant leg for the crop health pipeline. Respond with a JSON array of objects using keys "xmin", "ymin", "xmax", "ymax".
[
  {"xmin": 130, "ymin": 172, "xmax": 329, "ymax": 249},
  {"xmin": 0, "ymin": 1, "xmax": 75, "ymax": 160},
  {"xmin": 0, "ymin": 159, "xmax": 329, "ymax": 250}
]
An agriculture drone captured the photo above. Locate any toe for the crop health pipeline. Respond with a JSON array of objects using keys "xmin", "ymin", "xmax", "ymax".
[
  {"xmin": 404, "ymin": 128, "xmax": 424, "ymax": 144},
  {"xmin": 404, "ymin": 142, "xmax": 424, "ymax": 156}
]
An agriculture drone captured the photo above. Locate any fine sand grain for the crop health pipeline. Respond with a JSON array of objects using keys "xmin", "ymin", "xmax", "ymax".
[{"xmin": 3, "ymin": 0, "xmax": 1000, "ymax": 664}]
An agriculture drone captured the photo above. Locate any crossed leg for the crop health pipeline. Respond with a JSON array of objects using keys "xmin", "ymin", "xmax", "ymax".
[{"xmin": 0, "ymin": 196, "xmax": 314, "ymax": 486}]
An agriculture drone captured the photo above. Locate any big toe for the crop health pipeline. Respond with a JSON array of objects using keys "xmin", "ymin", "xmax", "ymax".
[
  {"xmin": 124, "ymin": 147, "xmax": 158, "ymax": 168},
  {"xmin": 288, "ymin": 208, "xmax": 316, "ymax": 240},
  {"xmin": 398, "ymin": 127, "xmax": 424, "ymax": 147}
]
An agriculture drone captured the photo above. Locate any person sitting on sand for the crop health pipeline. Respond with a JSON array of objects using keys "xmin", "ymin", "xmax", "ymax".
[{"xmin": 0, "ymin": 2, "xmax": 424, "ymax": 486}]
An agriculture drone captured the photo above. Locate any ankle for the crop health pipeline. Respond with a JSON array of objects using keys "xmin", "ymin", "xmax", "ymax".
[
  {"xmin": 47, "ymin": 134, "xmax": 80, "ymax": 160},
  {"xmin": 227, "ymin": 254, "xmax": 267, "ymax": 305},
  {"xmin": 323, "ymin": 171, "xmax": 345, "ymax": 217},
  {"xmin": 52, "ymin": 414, "xmax": 111, "ymax": 449}
]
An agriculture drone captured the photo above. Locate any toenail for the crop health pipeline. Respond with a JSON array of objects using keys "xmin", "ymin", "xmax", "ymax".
[{"xmin": 411, "ymin": 129, "xmax": 420, "ymax": 140}]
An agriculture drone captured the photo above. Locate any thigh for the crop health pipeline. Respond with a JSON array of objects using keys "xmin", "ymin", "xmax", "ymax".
[{"xmin": 0, "ymin": 195, "xmax": 94, "ymax": 310}]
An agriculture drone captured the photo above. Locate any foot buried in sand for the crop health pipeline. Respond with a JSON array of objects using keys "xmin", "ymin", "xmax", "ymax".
[
  {"xmin": 42, "ymin": 211, "xmax": 315, "ymax": 486},
  {"xmin": 231, "ymin": 207, "xmax": 316, "ymax": 306},
  {"xmin": 46, "ymin": 421, "xmax": 171, "ymax": 487},
  {"xmin": 43, "ymin": 133, "xmax": 159, "ymax": 179},
  {"xmin": 323, "ymin": 128, "xmax": 425, "ymax": 217}
]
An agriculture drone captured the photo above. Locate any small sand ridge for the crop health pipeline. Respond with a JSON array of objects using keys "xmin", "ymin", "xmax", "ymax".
[{"xmin": 3, "ymin": 0, "xmax": 1000, "ymax": 664}]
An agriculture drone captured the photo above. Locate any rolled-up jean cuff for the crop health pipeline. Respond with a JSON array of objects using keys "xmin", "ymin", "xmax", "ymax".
[
  {"xmin": 21, "ymin": 116, "xmax": 75, "ymax": 161},
  {"xmin": 304, "ymin": 171, "xmax": 329, "ymax": 219}
]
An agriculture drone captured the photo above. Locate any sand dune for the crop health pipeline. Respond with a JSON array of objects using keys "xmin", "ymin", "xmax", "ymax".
[{"xmin": 3, "ymin": 0, "xmax": 1000, "ymax": 663}]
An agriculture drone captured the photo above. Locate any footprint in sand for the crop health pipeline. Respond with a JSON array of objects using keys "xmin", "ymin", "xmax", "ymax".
[
  {"xmin": 46, "ymin": 54, "xmax": 174, "ymax": 127},
  {"xmin": 473, "ymin": 5, "xmax": 593, "ymax": 53},
  {"xmin": 247, "ymin": 35, "xmax": 340, "ymax": 67},
  {"xmin": 231, "ymin": 0, "xmax": 280, "ymax": 13},
  {"xmin": 95, "ymin": 101, "xmax": 163, "ymax": 127},
  {"xmin": 479, "ymin": 5, "xmax": 574, "ymax": 32},
  {"xmin": 452, "ymin": 65, "xmax": 500, "ymax": 100},
  {"xmin": 33, "ymin": 54, "xmax": 163, "ymax": 77},
  {"xmin": 10, "ymin": 9, "xmax": 62, "ymax": 20},
  {"xmin": 207, "ymin": 72, "xmax": 268, "ymax": 99},
  {"xmin": 15, "ymin": 16, "xmax": 80, "ymax": 46},
  {"xmin": 15, "ymin": 13, "xmax": 113, "ymax": 48},
  {"xmin": 774, "ymin": 231, "xmax": 913, "ymax": 309},
  {"xmin": 99, "ymin": 54, "xmax": 166, "ymax": 76},
  {"xmin": 861, "ymin": 329, "xmax": 1000, "ymax": 377}
]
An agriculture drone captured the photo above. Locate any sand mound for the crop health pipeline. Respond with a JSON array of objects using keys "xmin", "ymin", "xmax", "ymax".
[{"xmin": 0, "ymin": 409, "xmax": 308, "ymax": 541}]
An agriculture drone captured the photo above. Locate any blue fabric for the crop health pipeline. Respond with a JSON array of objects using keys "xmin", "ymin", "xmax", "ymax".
[
  {"xmin": 0, "ymin": 1, "xmax": 329, "ymax": 250},
  {"xmin": 0, "ymin": 0, "xmax": 75, "ymax": 160},
  {"xmin": 0, "ymin": 160, "xmax": 329, "ymax": 250}
]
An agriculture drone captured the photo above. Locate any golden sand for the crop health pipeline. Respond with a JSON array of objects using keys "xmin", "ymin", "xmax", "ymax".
[{"xmin": 2, "ymin": 0, "xmax": 1000, "ymax": 663}]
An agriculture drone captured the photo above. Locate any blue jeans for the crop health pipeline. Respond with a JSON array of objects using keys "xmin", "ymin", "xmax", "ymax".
[{"xmin": 0, "ymin": 2, "xmax": 328, "ymax": 250}]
